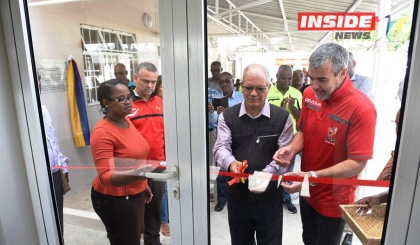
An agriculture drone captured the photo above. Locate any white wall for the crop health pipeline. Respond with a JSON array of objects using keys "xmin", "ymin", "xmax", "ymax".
[{"xmin": 27, "ymin": 0, "xmax": 161, "ymax": 190}]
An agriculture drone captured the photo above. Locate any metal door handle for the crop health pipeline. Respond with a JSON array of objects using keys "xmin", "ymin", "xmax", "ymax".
[{"xmin": 145, "ymin": 165, "xmax": 178, "ymax": 181}]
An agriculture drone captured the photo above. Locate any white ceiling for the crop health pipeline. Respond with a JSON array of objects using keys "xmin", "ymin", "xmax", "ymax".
[{"xmin": 207, "ymin": 0, "xmax": 415, "ymax": 52}]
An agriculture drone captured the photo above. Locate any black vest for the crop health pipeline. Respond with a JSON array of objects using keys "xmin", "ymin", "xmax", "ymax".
[{"xmin": 223, "ymin": 103, "xmax": 290, "ymax": 202}]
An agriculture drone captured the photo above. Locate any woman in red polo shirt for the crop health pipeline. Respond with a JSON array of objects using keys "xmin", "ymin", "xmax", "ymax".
[{"xmin": 90, "ymin": 79, "xmax": 153, "ymax": 245}]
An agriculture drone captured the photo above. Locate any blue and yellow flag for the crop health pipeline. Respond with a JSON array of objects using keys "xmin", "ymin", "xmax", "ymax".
[{"xmin": 67, "ymin": 59, "xmax": 90, "ymax": 146}]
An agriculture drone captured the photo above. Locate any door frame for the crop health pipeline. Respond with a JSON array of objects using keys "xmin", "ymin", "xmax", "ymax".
[
  {"xmin": 2, "ymin": 0, "xmax": 420, "ymax": 244},
  {"xmin": 1, "ymin": 0, "xmax": 61, "ymax": 243},
  {"xmin": 385, "ymin": 1, "xmax": 420, "ymax": 243},
  {"xmin": 159, "ymin": 0, "xmax": 209, "ymax": 244}
]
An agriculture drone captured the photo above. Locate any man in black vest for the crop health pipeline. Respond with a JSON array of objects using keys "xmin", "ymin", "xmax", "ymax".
[{"xmin": 213, "ymin": 64, "xmax": 294, "ymax": 245}]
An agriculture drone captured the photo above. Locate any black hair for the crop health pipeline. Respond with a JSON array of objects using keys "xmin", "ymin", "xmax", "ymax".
[
  {"xmin": 211, "ymin": 61, "xmax": 221, "ymax": 67},
  {"xmin": 97, "ymin": 79, "xmax": 126, "ymax": 114},
  {"xmin": 154, "ymin": 75, "xmax": 162, "ymax": 94}
]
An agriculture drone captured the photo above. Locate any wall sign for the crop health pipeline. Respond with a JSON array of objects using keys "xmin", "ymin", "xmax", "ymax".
[
  {"xmin": 298, "ymin": 12, "xmax": 376, "ymax": 31},
  {"xmin": 37, "ymin": 59, "xmax": 66, "ymax": 93}
]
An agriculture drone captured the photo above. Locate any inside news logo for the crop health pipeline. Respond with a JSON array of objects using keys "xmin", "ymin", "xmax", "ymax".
[{"xmin": 298, "ymin": 12, "xmax": 376, "ymax": 31}]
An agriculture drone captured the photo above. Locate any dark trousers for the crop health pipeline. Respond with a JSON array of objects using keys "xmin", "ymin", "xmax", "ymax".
[
  {"xmin": 227, "ymin": 196, "xmax": 283, "ymax": 245},
  {"xmin": 91, "ymin": 188, "xmax": 146, "ymax": 245},
  {"xmin": 300, "ymin": 197, "xmax": 345, "ymax": 245},
  {"xmin": 52, "ymin": 171, "xmax": 64, "ymax": 237},
  {"xmin": 144, "ymin": 179, "xmax": 165, "ymax": 245},
  {"xmin": 216, "ymin": 175, "xmax": 228, "ymax": 205}
]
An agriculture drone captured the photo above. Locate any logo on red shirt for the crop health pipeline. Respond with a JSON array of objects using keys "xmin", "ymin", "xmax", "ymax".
[
  {"xmin": 325, "ymin": 127, "xmax": 337, "ymax": 145},
  {"xmin": 305, "ymin": 98, "xmax": 321, "ymax": 108},
  {"xmin": 298, "ymin": 12, "xmax": 376, "ymax": 31}
]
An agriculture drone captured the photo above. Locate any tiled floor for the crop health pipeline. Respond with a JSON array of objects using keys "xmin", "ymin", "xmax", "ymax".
[
  {"xmin": 62, "ymin": 154, "xmax": 362, "ymax": 245},
  {"xmin": 63, "ymin": 159, "xmax": 304, "ymax": 245},
  {"xmin": 63, "ymin": 188, "xmax": 302, "ymax": 245}
]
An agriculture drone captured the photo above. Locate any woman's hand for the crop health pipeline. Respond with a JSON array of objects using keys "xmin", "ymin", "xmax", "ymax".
[
  {"xmin": 133, "ymin": 164, "xmax": 154, "ymax": 179},
  {"xmin": 145, "ymin": 185, "xmax": 153, "ymax": 203}
]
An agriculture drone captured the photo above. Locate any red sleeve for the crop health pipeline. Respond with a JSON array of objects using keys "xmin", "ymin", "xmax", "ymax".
[
  {"xmin": 347, "ymin": 106, "xmax": 377, "ymax": 160},
  {"xmin": 90, "ymin": 126, "xmax": 115, "ymax": 186}
]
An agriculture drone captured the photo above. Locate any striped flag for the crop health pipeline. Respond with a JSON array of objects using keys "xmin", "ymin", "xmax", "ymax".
[{"xmin": 67, "ymin": 58, "xmax": 90, "ymax": 146}]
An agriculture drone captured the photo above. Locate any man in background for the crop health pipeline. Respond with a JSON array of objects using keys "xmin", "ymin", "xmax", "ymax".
[
  {"xmin": 211, "ymin": 72, "xmax": 244, "ymax": 212},
  {"xmin": 293, "ymin": 69, "xmax": 310, "ymax": 94},
  {"xmin": 114, "ymin": 63, "xmax": 135, "ymax": 89},
  {"xmin": 348, "ymin": 52, "xmax": 372, "ymax": 98},
  {"xmin": 207, "ymin": 61, "xmax": 224, "ymax": 202},
  {"xmin": 267, "ymin": 65, "xmax": 302, "ymax": 214},
  {"xmin": 292, "ymin": 69, "xmax": 304, "ymax": 91},
  {"xmin": 208, "ymin": 86, "xmax": 223, "ymax": 202},
  {"xmin": 127, "ymin": 62, "xmax": 165, "ymax": 245},
  {"xmin": 208, "ymin": 61, "xmax": 223, "ymax": 93}
]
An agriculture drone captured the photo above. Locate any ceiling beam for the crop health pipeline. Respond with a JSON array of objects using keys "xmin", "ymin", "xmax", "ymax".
[
  {"xmin": 208, "ymin": 30, "xmax": 325, "ymax": 36},
  {"xmin": 278, "ymin": 0, "xmax": 293, "ymax": 50},
  {"xmin": 214, "ymin": 0, "xmax": 273, "ymax": 18},
  {"xmin": 312, "ymin": 0, "xmax": 365, "ymax": 51},
  {"xmin": 208, "ymin": 5, "xmax": 298, "ymax": 24},
  {"xmin": 208, "ymin": 2, "xmax": 272, "ymax": 43},
  {"xmin": 391, "ymin": 0, "xmax": 414, "ymax": 16},
  {"xmin": 207, "ymin": 14, "xmax": 240, "ymax": 34}
]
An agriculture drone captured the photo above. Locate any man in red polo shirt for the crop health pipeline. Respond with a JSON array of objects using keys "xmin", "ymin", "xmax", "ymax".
[
  {"xmin": 273, "ymin": 42, "xmax": 377, "ymax": 245},
  {"xmin": 127, "ymin": 62, "xmax": 165, "ymax": 245}
]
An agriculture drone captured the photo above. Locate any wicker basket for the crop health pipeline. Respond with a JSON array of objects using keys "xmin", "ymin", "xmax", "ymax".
[{"xmin": 340, "ymin": 204, "xmax": 386, "ymax": 245}]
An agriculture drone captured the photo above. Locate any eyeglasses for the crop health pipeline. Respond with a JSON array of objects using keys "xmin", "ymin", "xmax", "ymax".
[
  {"xmin": 219, "ymin": 79, "xmax": 233, "ymax": 84},
  {"xmin": 242, "ymin": 86, "xmax": 268, "ymax": 94},
  {"xmin": 109, "ymin": 94, "xmax": 132, "ymax": 104}
]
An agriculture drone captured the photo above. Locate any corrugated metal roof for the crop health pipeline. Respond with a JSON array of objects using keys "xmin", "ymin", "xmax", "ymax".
[{"xmin": 207, "ymin": 0, "xmax": 410, "ymax": 52}]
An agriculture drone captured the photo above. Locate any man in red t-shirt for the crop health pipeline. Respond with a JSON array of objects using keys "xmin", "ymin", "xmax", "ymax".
[
  {"xmin": 273, "ymin": 43, "xmax": 377, "ymax": 245},
  {"xmin": 126, "ymin": 62, "xmax": 165, "ymax": 245}
]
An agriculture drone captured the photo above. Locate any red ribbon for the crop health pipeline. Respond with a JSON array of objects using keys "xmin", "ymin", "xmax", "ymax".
[
  {"xmin": 227, "ymin": 160, "xmax": 248, "ymax": 186},
  {"xmin": 52, "ymin": 166, "xmax": 390, "ymax": 188},
  {"xmin": 218, "ymin": 171, "xmax": 389, "ymax": 187}
]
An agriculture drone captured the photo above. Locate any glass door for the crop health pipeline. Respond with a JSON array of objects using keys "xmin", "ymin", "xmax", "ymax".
[
  {"xmin": 18, "ymin": 0, "xmax": 208, "ymax": 244},
  {"xmin": 3, "ymin": 0, "xmax": 420, "ymax": 244},
  {"xmin": 206, "ymin": 1, "xmax": 420, "ymax": 245}
]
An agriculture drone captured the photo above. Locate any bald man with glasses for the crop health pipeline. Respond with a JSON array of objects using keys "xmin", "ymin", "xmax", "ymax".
[{"xmin": 214, "ymin": 64, "xmax": 294, "ymax": 245}]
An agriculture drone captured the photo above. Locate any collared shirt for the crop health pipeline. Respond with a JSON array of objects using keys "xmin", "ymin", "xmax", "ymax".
[
  {"xmin": 42, "ymin": 105, "xmax": 69, "ymax": 173},
  {"xmin": 208, "ymin": 88, "xmax": 223, "ymax": 129},
  {"xmin": 214, "ymin": 101, "xmax": 294, "ymax": 175},
  {"xmin": 208, "ymin": 77, "xmax": 222, "ymax": 93},
  {"xmin": 299, "ymin": 76, "xmax": 376, "ymax": 217},
  {"xmin": 209, "ymin": 91, "xmax": 244, "ymax": 124},
  {"xmin": 351, "ymin": 73, "xmax": 372, "ymax": 98},
  {"xmin": 127, "ymin": 79, "xmax": 135, "ymax": 89},
  {"xmin": 267, "ymin": 85, "xmax": 302, "ymax": 134},
  {"xmin": 128, "ymin": 89, "xmax": 165, "ymax": 161}
]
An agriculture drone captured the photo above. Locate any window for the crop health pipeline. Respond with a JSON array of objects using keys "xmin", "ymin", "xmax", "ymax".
[{"xmin": 80, "ymin": 25, "xmax": 139, "ymax": 105}]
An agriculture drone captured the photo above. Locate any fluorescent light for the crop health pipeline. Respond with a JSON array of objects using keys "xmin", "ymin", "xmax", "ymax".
[{"xmin": 28, "ymin": 0, "xmax": 87, "ymax": 7}]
